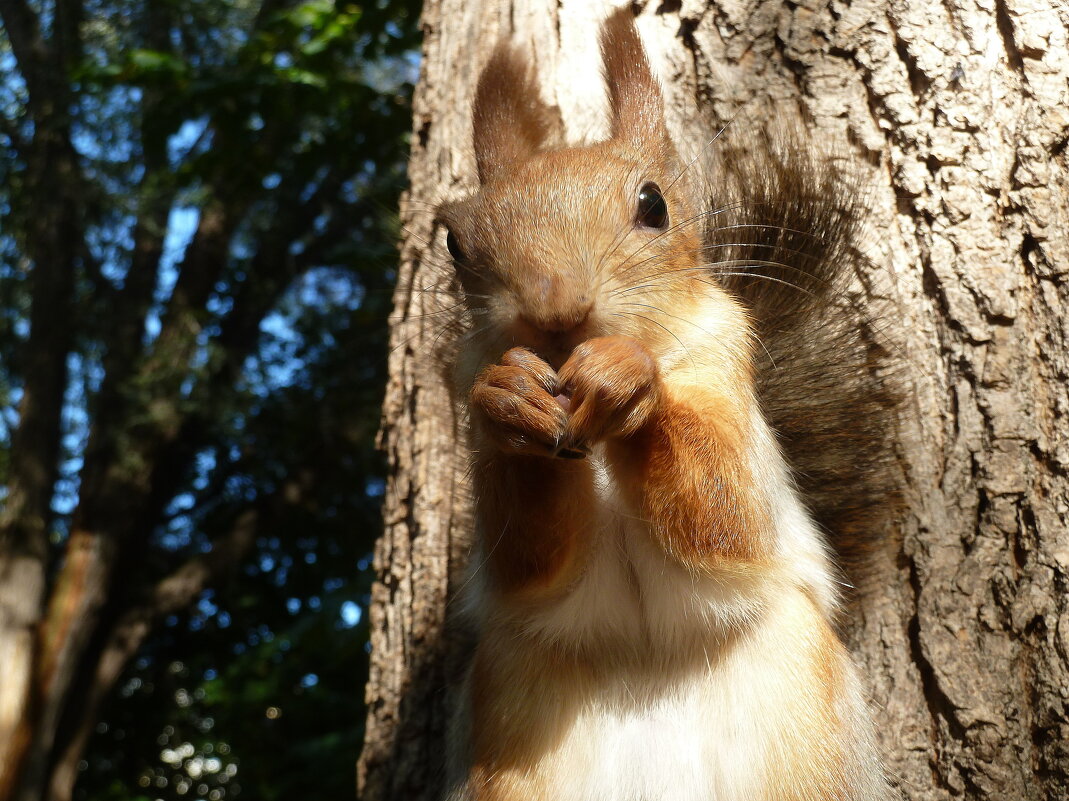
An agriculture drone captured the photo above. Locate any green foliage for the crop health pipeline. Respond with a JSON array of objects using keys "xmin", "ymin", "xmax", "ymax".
[
  {"xmin": 79, "ymin": 270, "xmax": 389, "ymax": 800},
  {"xmin": 0, "ymin": 0, "xmax": 419, "ymax": 797}
]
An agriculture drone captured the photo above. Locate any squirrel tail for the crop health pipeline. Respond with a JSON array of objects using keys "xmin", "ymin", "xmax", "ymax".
[{"xmin": 700, "ymin": 125, "xmax": 902, "ymax": 582}]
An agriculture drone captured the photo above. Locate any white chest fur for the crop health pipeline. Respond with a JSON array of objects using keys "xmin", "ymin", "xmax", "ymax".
[
  {"xmin": 539, "ymin": 654, "xmax": 772, "ymax": 801},
  {"xmin": 504, "ymin": 586, "xmax": 882, "ymax": 801},
  {"xmin": 453, "ymin": 454, "xmax": 885, "ymax": 801}
]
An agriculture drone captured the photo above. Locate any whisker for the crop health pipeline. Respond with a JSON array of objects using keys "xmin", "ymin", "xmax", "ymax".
[
  {"xmin": 662, "ymin": 98, "xmax": 758, "ymax": 200},
  {"xmin": 748, "ymin": 329, "xmax": 777, "ymax": 369},
  {"xmin": 616, "ymin": 239, "xmax": 835, "ymax": 293},
  {"xmin": 618, "ymin": 301, "xmax": 738, "ymax": 371},
  {"xmin": 700, "ymin": 269, "xmax": 816, "ymax": 298},
  {"xmin": 605, "ymin": 196, "xmax": 827, "ymax": 286},
  {"xmin": 598, "ymin": 192, "xmax": 784, "ymax": 288},
  {"xmin": 412, "ymin": 286, "xmax": 490, "ymax": 301},
  {"xmin": 618, "ymin": 214, "xmax": 831, "ymax": 281},
  {"xmin": 389, "ymin": 302, "xmax": 485, "ymax": 324},
  {"xmin": 704, "ymin": 221, "xmax": 828, "ymax": 245},
  {"xmin": 611, "ymin": 310, "xmax": 696, "ymax": 374},
  {"xmin": 619, "ymin": 302, "xmax": 714, "ymax": 338},
  {"xmin": 594, "ymin": 165, "xmax": 649, "ymax": 290},
  {"xmin": 614, "ymin": 261, "xmax": 818, "ymax": 299},
  {"xmin": 388, "ymin": 304, "xmax": 483, "ymax": 356}
]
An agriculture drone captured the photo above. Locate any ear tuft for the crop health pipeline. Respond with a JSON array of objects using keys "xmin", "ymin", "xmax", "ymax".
[
  {"xmin": 600, "ymin": 8, "xmax": 669, "ymax": 146},
  {"xmin": 472, "ymin": 45, "xmax": 558, "ymax": 184}
]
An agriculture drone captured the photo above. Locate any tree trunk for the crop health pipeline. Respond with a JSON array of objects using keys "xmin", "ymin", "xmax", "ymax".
[
  {"xmin": 0, "ymin": 41, "xmax": 83, "ymax": 801},
  {"xmin": 359, "ymin": 0, "xmax": 1069, "ymax": 799}
]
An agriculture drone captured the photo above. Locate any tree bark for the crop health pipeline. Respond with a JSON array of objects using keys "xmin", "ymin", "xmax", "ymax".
[{"xmin": 360, "ymin": 0, "xmax": 1069, "ymax": 799}]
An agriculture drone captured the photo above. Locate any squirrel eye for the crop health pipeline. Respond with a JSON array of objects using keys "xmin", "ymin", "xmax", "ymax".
[
  {"xmin": 446, "ymin": 230, "xmax": 466, "ymax": 262},
  {"xmin": 636, "ymin": 182, "xmax": 668, "ymax": 230}
]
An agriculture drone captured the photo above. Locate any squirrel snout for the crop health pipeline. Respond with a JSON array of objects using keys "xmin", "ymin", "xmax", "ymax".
[
  {"xmin": 511, "ymin": 302, "xmax": 594, "ymax": 363},
  {"xmin": 507, "ymin": 277, "xmax": 595, "ymax": 360},
  {"xmin": 513, "ymin": 275, "xmax": 593, "ymax": 335},
  {"xmin": 518, "ymin": 302, "xmax": 592, "ymax": 335}
]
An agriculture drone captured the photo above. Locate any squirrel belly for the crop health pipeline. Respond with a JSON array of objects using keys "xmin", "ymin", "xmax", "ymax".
[
  {"xmin": 437, "ymin": 7, "xmax": 896, "ymax": 801},
  {"xmin": 454, "ymin": 581, "xmax": 884, "ymax": 801}
]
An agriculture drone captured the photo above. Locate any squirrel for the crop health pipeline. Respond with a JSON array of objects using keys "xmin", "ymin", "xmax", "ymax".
[{"xmin": 434, "ymin": 7, "xmax": 899, "ymax": 801}]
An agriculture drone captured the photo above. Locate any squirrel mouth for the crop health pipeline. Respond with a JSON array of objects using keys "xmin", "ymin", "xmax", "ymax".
[
  {"xmin": 510, "ymin": 318, "xmax": 594, "ymax": 371},
  {"xmin": 538, "ymin": 345, "xmax": 577, "ymax": 371}
]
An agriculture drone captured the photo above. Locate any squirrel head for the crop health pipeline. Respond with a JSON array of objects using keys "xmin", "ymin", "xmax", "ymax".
[{"xmin": 438, "ymin": 9, "xmax": 725, "ymax": 370}]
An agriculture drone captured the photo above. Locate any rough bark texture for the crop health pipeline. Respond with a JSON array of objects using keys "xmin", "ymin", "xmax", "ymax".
[{"xmin": 359, "ymin": 0, "xmax": 1069, "ymax": 799}]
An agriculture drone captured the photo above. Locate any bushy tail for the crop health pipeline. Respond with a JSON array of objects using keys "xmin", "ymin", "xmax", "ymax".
[{"xmin": 701, "ymin": 127, "xmax": 902, "ymax": 578}]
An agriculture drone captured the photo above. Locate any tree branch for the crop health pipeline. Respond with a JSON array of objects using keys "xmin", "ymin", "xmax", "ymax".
[
  {"xmin": 45, "ymin": 504, "xmax": 261, "ymax": 801},
  {"xmin": 48, "ymin": 173, "xmax": 339, "ymax": 735},
  {"xmin": 0, "ymin": 132, "xmax": 83, "ymax": 586},
  {"xmin": 1, "ymin": 154, "xmax": 88, "ymax": 556},
  {"xmin": 0, "ymin": 0, "xmax": 87, "ymax": 559},
  {"xmin": 0, "ymin": 0, "xmax": 45, "ymax": 100},
  {"xmin": 79, "ymin": 0, "xmax": 205, "ymax": 525}
]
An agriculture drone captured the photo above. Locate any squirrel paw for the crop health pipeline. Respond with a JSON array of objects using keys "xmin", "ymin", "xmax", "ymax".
[
  {"xmin": 557, "ymin": 336, "xmax": 661, "ymax": 450},
  {"xmin": 471, "ymin": 347, "xmax": 570, "ymax": 457}
]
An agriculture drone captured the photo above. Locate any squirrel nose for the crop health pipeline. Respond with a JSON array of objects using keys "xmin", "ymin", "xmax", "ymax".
[
  {"xmin": 513, "ymin": 274, "xmax": 593, "ymax": 335},
  {"xmin": 518, "ymin": 300, "xmax": 592, "ymax": 335}
]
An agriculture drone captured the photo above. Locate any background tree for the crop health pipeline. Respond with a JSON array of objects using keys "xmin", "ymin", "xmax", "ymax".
[
  {"xmin": 359, "ymin": 1, "xmax": 1069, "ymax": 799},
  {"xmin": 0, "ymin": 1, "xmax": 418, "ymax": 799}
]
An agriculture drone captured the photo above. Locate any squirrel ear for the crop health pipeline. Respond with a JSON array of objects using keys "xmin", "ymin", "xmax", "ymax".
[
  {"xmin": 600, "ymin": 8, "xmax": 669, "ymax": 147},
  {"xmin": 472, "ymin": 45, "xmax": 557, "ymax": 184}
]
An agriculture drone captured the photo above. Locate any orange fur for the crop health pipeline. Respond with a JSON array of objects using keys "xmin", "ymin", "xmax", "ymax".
[
  {"xmin": 472, "ymin": 47, "xmax": 561, "ymax": 183},
  {"xmin": 471, "ymin": 451, "xmax": 596, "ymax": 599},
  {"xmin": 600, "ymin": 8, "xmax": 672, "ymax": 149},
  {"xmin": 466, "ymin": 630, "xmax": 578, "ymax": 800},
  {"xmin": 609, "ymin": 387, "xmax": 775, "ymax": 568}
]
